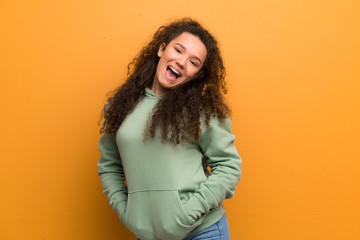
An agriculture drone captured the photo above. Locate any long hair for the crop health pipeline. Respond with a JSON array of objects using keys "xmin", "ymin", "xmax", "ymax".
[{"xmin": 99, "ymin": 18, "xmax": 230, "ymax": 144}]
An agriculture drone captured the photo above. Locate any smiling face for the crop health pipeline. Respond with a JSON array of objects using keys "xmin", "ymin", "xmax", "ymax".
[{"xmin": 151, "ymin": 32, "xmax": 207, "ymax": 95}]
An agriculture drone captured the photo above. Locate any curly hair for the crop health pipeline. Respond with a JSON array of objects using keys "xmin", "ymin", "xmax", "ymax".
[{"xmin": 99, "ymin": 18, "xmax": 230, "ymax": 144}]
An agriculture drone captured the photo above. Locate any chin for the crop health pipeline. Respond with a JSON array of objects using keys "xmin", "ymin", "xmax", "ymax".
[{"xmin": 160, "ymin": 79, "xmax": 178, "ymax": 89}]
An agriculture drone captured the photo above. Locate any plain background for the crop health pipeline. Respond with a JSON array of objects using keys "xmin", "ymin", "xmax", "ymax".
[{"xmin": 1, "ymin": 0, "xmax": 359, "ymax": 239}]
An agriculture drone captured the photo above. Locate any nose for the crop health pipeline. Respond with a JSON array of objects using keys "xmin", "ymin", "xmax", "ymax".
[{"xmin": 176, "ymin": 56, "xmax": 186, "ymax": 69}]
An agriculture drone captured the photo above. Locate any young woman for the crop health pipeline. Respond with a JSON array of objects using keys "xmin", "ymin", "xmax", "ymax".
[{"xmin": 97, "ymin": 18, "xmax": 242, "ymax": 240}]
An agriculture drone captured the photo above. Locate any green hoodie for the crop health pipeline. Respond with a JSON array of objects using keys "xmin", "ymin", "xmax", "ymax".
[{"xmin": 97, "ymin": 88, "xmax": 242, "ymax": 240}]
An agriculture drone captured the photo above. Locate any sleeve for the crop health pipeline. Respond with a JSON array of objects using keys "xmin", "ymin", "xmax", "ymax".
[
  {"xmin": 183, "ymin": 117, "xmax": 242, "ymax": 222},
  {"xmin": 97, "ymin": 129, "xmax": 128, "ymax": 223}
]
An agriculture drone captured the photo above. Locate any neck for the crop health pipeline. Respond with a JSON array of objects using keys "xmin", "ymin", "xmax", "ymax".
[{"xmin": 151, "ymin": 79, "xmax": 166, "ymax": 96}]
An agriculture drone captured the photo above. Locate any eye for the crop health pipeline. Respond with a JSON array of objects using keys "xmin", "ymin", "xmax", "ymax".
[
  {"xmin": 175, "ymin": 48, "xmax": 181, "ymax": 54},
  {"xmin": 190, "ymin": 60, "xmax": 197, "ymax": 67}
]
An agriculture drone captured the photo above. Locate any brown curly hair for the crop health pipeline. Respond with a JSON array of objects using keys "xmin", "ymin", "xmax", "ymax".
[{"xmin": 100, "ymin": 18, "xmax": 231, "ymax": 144}]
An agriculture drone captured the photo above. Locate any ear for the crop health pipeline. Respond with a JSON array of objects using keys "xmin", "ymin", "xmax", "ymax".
[{"xmin": 157, "ymin": 43, "xmax": 166, "ymax": 57}]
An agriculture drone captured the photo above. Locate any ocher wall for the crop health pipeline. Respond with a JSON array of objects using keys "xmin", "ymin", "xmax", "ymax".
[{"xmin": 1, "ymin": 0, "xmax": 359, "ymax": 239}]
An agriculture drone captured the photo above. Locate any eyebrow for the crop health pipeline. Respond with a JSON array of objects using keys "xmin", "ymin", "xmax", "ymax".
[{"xmin": 175, "ymin": 43, "xmax": 202, "ymax": 64}]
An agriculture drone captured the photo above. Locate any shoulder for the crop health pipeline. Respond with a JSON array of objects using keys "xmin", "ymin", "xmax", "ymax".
[
  {"xmin": 199, "ymin": 116, "xmax": 234, "ymax": 145},
  {"xmin": 200, "ymin": 115, "xmax": 232, "ymax": 133}
]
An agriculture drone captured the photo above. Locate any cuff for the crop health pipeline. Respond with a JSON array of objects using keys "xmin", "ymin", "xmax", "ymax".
[
  {"xmin": 113, "ymin": 200, "xmax": 127, "ymax": 223},
  {"xmin": 183, "ymin": 195, "xmax": 208, "ymax": 223}
]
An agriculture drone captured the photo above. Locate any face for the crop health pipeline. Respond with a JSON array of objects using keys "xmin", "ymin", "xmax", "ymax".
[{"xmin": 151, "ymin": 32, "xmax": 207, "ymax": 95}]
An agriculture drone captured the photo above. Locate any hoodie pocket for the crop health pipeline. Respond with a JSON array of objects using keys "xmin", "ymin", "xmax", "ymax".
[{"xmin": 124, "ymin": 189, "xmax": 201, "ymax": 240}]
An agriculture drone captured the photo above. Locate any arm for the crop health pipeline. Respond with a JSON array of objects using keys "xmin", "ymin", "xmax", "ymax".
[
  {"xmin": 183, "ymin": 117, "xmax": 242, "ymax": 222},
  {"xmin": 97, "ymin": 129, "xmax": 128, "ymax": 223}
]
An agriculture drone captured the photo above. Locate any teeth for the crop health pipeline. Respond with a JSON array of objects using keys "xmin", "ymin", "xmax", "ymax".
[{"xmin": 169, "ymin": 66, "xmax": 180, "ymax": 76}]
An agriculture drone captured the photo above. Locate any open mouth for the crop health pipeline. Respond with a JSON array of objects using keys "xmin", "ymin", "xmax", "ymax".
[{"xmin": 166, "ymin": 66, "xmax": 180, "ymax": 81}]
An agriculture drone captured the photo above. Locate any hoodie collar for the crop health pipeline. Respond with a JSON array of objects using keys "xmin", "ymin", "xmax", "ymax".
[{"xmin": 145, "ymin": 87, "xmax": 167, "ymax": 100}]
